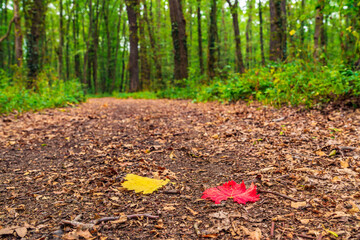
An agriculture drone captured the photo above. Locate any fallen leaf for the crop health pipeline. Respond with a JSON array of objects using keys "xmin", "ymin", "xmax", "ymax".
[
  {"xmin": 299, "ymin": 219, "xmax": 310, "ymax": 224},
  {"xmin": 340, "ymin": 160, "xmax": 349, "ymax": 168},
  {"xmin": 186, "ymin": 206, "xmax": 198, "ymax": 216},
  {"xmin": 15, "ymin": 227, "xmax": 27, "ymax": 238},
  {"xmin": 316, "ymin": 151, "xmax": 326, "ymax": 156},
  {"xmin": 121, "ymin": 174, "xmax": 170, "ymax": 194},
  {"xmin": 329, "ymin": 150, "xmax": 336, "ymax": 156},
  {"xmin": 163, "ymin": 206, "xmax": 176, "ymax": 211},
  {"xmin": 0, "ymin": 228, "xmax": 14, "ymax": 236},
  {"xmin": 111, "ymin": 215, "xmax": 127, "ymax": 224},
  {"xmin": 201, "ymin": 180, "xmax": 259, "ymax": 204},
  {"xmin": 347, "ymin": 201, "xmax": 360, "ymax": 214},
  {"xmin": 291, "ymin": 201, "xmax": 307, "ymax": 209},
  {"xmin": 249, "ymin": 228, "xmax": 262, "ymax": 240}
]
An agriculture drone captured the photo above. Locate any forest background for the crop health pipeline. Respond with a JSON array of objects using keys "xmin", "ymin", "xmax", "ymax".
[{"xmin": 0, "ymin": 0, "xmax": 359, "ymax": 114}]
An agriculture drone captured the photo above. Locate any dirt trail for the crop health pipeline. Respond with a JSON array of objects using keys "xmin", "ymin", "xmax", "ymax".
[{"xmin": 1, "ymin": 98, "xmax": 360, "ymax": 239}]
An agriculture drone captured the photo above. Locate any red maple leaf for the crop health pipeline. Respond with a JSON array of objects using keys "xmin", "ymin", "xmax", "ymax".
[{"xmin": 201, "ymin": 180, "xmax": 260, "ymax": 204}]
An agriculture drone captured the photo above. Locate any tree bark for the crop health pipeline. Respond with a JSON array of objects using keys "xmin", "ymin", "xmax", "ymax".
[
  {"xmin": 300, "ymin": 0, "xmax": 305, "ymax": 48},
  {"xmin": 207, "ymin": 0, "xmax": 218, "ymax": 79},
  {"xmin": 269, "ymin": 0, "xmax": 286, "ymax": 62},
  {"xmin": 126, "ymin": 0, "xmax": 140, "ymax": 92},
  {"xmin": 355, "ymin": 4, "xmax": 360, "ymax": 70},
  {"xmin": 259, "ymin": 0, "xmax": 265, "ymax": 66},
  {"xmin": 226, "ymin": 0, "xmax": 245, "ymax": 73},
  {"xmin": 73, "ymin": 0, "xmax": 81, "ymax": 79},
  {"xmin": 112, "ymin": 4, "xmax": 123, "ymax": 91},
  {"xmin": 314, "ymin": 0, "xmax": 324, "ymax": 61},
  {"xmin": 14, "ymin": 0, "xmax": 22, "ymax": 67},
  {"xmin": 143, "ymin": 0, "xmax": 163, "ymax": 87},
  {"xmin": 103, "ymin": 0, "xmax": 112, "ymax": 91},
  {"xmin": 0, "ymin": 17, "xmax": 14, "ymax": 43},
  {"xmin": 65, "ymin": 1, "xmax": 71, "ymax": 81},
  {"xmin": 246, "ymin": 0, "xmax": 253, "ymax": 68},
  {"xmin": 197, "ymin": 0, "xmax": 204, "ymax": 74},
  {"xmin": 24, "ymin": 0, "xmax": 47, "ymax": 88},
  {"xmin": 139, "ymin": 0, "xmax": 150, "ymax": 90},
  {"xmin": 168, "ymin": 0, "xmax": 188, "ymax": 82},
  {"xmin": 58, "ymin": 0, "xmax": 64, "ymax": 80},
  {"xmin": 92, "ymin": 0, "xmax": 100, "ymax": 93},
  {"xmin": 281, "ymin": 0, "xmax": 287, "ymax": 60}
]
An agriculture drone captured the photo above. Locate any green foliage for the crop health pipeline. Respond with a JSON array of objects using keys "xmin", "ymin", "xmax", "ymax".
[
  {"xmin": 0, "ymin": 69, "xmax": 85, "ymax": 115},
  {"xmin": 114, "ymin": 91, "xmax": 158, "ymax": 99},
  {"xmin": 158, "ymin": 62, "xmax": 360, "ymax": 107}
]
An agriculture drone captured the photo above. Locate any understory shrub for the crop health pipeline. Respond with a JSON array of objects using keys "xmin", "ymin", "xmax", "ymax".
[
  {"xmin": 159, "ymin": 61, "xmax": 360, "ymax": 107},
  {"xmin": 0, "ymin": 69, "xmax": 85, "ymax": 115}
]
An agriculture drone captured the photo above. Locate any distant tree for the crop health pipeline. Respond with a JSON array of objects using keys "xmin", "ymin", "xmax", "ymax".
[
  {"xmin": 197, "ymin": 0, "xmax": 204, "ymax": 74},
  {"xmin": 208, "ymin": 0, "xmax": 218, "ymax": 79},
  {"xmin": 269, "ymin": 0, "xmax": 286, "ymax": 62},
  {"xmin": 314, "ymin": 0, "xmax": 324, "ymax": 62},
  {"xmin": 14, "ymin": 0, "xmax": 23, "ymax": 67},
  {"xmin": 226, "ymin": 0, "xmax": 245, "ymax": 73},
  {"xmin": 24, "ymin": 0, "xmax": 48, "ymax": 88},
  {"xmin": 258, "ymin": 0, "xmax": 265, "ymax": 66},
  {"xmin": 126, "ymin": 0, "xmax": 140, "ymax": 92},
  {"xmin": 168, "ymin": 0, "xmax": 188, "ymax": 82}
]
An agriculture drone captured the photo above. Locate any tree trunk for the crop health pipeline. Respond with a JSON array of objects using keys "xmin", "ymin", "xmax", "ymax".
[
  {"xmin": 246, "ymin": 0, "xmax": 253, "ymax": 68},
  {"xmin": 112, "ymin": 5, "xmax": 123, "ymax": 91},
  {"xmin": 120, "ymin": 29, "xmax": 128, "ymax": 92},
  {"xmin": 168, "ymin": 0, "xmax": 188, "ymax": 82},
  {"xmin": 139, "ymin": 0, "xmax": 150, "ymax": 90},
  {"xmin": 281, "ymin": 0, "xmax": 287, "ymax": 60},
  {"xmin": 355, "ymin": 5, "xmax": 360, "ymax": 70},
  {"xmin": 24, "ymin": 0, "xmax": 47, "ymax": 88},
  {"xmin": 5, "ymin": 0, "xmax": 11, "ymax": 67},
  {"xmin": 300, "ymin": 0, "xmax": 305, "ymax": 48},
  {"xmin": 58, "ymin": 0, "xmax": 64, "ymax": 80},
  {"xmin": 221, "ymin": 7, "xmax": 228, "ymax": 66},
  {"xmin": 259, "ymin": 0, "xmax": 265, "ymax": 66},
  {"xmin": 0, "ymin": 0, "xmax": 3, "ymax": 69},
  {"xmin": 65, "ymin": 0, "xmax": 71, "ymax": 80},
  {"xmin": 143, "ymin": 0, "xmax": 163, "ymax": 87},
  {"xmin": 314, "ymin": 0, "xmax": 324, "ymax": 61},
  {"xmin": 197, "ymin": 0, "xmax": 204, "ymax": 74},
  {"xmin": 14, "ymin": 0, "xmax": 22, "ymax": 67},
  {"xmin": 126, "ymin": 0, "xmax": 140, "ymax": 92},
  {"xmin": 207, "ymin": 0, "xmax": 218, "ymax": 79},
  {"xmin": 73, "ymin": 0, "xmax": 81, "ymax": 79},
  {"xmin": 269, "ymin": 0, "xmax": 286, "ymax": 62},
  {"xmin": 226, "ymin": 0, "xmax": 245, "ymax": 73},
  {"xmin": 92, "ymin": 0, "xmax": 100, "ymax": 93},
  {"xmin": 103, "ymin": 0, "xmax": 112, "ymax": 92}
]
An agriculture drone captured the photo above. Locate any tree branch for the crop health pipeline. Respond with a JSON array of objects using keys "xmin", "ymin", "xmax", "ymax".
[{"xmin": 0, "ymin": 17, "xmax": 15, "ymax": 44}]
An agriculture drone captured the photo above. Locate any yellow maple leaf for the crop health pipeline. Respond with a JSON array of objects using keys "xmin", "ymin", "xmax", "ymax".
[
  {"xmin": 122, "ymin": 174, "xmax": 170, "ymax": 194},
  {"xmin": 289, "ymin": 30, "xmax": 296, "ymax": 36}
]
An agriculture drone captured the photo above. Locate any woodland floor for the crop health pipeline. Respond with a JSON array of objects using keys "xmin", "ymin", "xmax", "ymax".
[{"xmin": 1, "ymin": 98, "xmax": 360, "ymax": 240}]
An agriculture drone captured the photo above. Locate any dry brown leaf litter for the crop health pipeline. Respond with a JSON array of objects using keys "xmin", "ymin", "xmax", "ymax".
[{"xmin": 0, "ymin": 98, "xmax": 360, "ymax": 239}]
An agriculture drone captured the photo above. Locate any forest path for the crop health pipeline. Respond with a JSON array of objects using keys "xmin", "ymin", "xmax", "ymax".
[{"xmin": 1, "ymin": 98, "xmax": 360, "ymax": 239}]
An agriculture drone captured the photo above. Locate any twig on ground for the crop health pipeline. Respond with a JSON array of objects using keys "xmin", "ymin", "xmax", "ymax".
[
  {"xmin": 194, "ymin": 222, "xmax": 201, "ymax": 235},
  {"xmin": 258, "ymin": 189, "xmax": 302, "ymax": 202},
  {"xmin": 295, "ymin": 234, "xmax": 316, "ymax": 239},
  {"xmin": 61, "ymin": 220, "xmax": 95, "ymax": 229},
  {"xmin": 338, "ymin": 146, "xmax": 356, "ymax": 151},
  {"xmin": 316, "ymin": 234, "xmax": 323, "ymax": 240},
  {"xmin": 61, "ymin": 214, "xmax": 159, "ymax": 229},
  {"xmin": 127, "ymin": 214, "xmax": 159, "ymax": 219},
  {"xmin": 162, "ymin": 190, "xmax": 180, "ymax": 194},
  {"xmin": 270, "ymin": 221, "xmax": 275, "ymax": 237}
]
